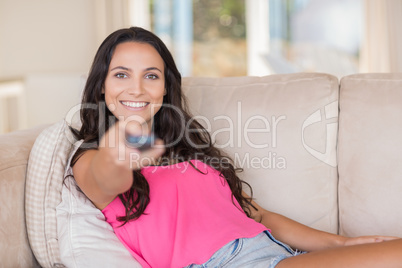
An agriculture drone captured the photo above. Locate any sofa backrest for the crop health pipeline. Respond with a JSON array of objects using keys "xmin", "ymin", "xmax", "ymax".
[
  {"xmin": 183, "ymin": 73, "xmax": 340, "ymax": 234},
  {"xmin": 338, "ymin": 73, "xmax": 402, "ymax": 237}
]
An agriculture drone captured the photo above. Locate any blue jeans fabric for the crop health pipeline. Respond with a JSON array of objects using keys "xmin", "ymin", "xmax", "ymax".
[{"xmin": 185, "ymin": 231, "xmax": 301, "ymax": 268}]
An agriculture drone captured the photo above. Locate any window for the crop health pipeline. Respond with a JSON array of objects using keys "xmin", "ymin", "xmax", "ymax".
[
  {"xmin": 267, "ymin": 0, "xmax": 362, "ymax": 77},
  {"xmin": 147, "ymin": 0, "xmax": 364, "ymax": 77}
]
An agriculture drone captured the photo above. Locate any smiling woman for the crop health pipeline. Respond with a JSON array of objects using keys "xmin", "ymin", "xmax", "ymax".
[
  {"xmin": 69, "ymin": 26, "xmax": 254, "ymax": 232},
  {"xmin": 103, "ymin": 42, "xmax": 166, "ymax": 129}
]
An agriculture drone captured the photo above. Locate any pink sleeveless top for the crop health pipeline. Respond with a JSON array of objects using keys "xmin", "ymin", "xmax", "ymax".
[{"xmin": 102, "ymin": 160, "xmax": 267, "ymax": 268}]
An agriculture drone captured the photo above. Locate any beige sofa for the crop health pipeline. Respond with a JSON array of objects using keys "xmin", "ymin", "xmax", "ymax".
[{"xmin": 1, "ymin": 73, "xmax": 402, "ymax": 267}]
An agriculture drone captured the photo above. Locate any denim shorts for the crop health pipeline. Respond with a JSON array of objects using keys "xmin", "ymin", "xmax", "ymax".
[{"xmin": 185, "ymin": 231, "xmax": 302, "ymax": 268}]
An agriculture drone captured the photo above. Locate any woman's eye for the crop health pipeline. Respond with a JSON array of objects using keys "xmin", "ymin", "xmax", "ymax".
[
  {"xmin": 115, "ymin": 73, "xmax": 127, "ymax": 78},
  {"xmin": 146, "ymin": 74, "xmax": 158, "ymax": 80}
]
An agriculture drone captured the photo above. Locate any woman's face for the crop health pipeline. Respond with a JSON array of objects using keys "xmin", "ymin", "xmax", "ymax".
[{"xmin": 104, "ymin": 41, "xmax": 165, "ymax": 130}]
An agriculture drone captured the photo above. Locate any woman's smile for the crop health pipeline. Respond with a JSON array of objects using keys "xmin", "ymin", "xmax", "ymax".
[{"xmin": 120, "ymin": 101, "xmax": 150, "ymax": 109}]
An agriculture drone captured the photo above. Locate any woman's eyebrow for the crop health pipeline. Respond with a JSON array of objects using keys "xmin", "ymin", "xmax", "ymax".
[
  {"xmin": 110, "ymin": 66, "xmax": 131, "ymax": 72},
  {"xmin": 110, "ymin": 66, "xmax": 162, "ymax": 73},
  {"xmin": 145, "ymin": 67, "xmax": 163, "ymax": 73}
]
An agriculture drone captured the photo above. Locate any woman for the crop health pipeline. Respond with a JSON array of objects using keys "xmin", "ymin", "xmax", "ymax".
[{"xmin": 71, "ymin": 27, "xmax": 402, "ymax": 267}]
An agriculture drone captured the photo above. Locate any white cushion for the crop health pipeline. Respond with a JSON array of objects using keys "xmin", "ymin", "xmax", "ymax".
[{"xmin": 57, "ymin": 173, "xmax": 141, "ymax": 267}]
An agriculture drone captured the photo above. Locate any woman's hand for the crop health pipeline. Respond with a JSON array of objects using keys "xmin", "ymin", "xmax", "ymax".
[
  {"xmin": 242, "ymin": 192, "xmax": 402, "ymax": 252},
  {"xmin": 73, "ymin": 120, "xmax": 165, "ymax": 209},
  {"xmin": 120, "ymin": 120, "xmax": 165, "ymax": 170},
  {"xmin": 342, "ymin": 235, "xmax": 400, "ymax": 246},
  {"xmin": 98, "ymin": 120, "xmax": 165, "ymax": 171}
]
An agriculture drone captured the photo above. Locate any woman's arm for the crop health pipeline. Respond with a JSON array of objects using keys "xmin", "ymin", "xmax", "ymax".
[
  {"xmin": 243, "ymin": 192, "xmax": 398, "ymax": 252},
  {"xmin": 73, "ymin": 121, "xmax": 164, "ymax": 210}
]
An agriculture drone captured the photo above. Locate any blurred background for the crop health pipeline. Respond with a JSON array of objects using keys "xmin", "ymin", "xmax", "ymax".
[{"xmin": 0, "ymin": 0, "xmax": 401, "ymax": 133}]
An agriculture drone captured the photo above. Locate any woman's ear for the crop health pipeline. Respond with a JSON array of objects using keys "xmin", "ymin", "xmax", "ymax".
[
  {"xmin": 102, "ymin": 87, "xmax": 105, "ymax": 94},
  {"xmin": 164, "ymin": 88, "xmax": 167, "ymax": 96}
]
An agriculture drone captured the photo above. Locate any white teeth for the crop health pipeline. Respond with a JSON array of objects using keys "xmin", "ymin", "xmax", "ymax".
[{"xmin": 121, "ymin": 101, "xmax": 148, "ymax": 108}]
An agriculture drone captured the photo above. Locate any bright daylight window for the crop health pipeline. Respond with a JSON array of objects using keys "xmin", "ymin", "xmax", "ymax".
[
  {"xmin": 149, "ymin": 0, "xmax": 362, "ymax": 77},
  {"xmin": 268, "ymin": 0, "xmax": 362, "ymax": 77}
]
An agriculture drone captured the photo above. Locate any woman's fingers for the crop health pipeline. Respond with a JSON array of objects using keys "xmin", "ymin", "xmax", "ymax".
[
  {"xmin": 374, "ymin": 236, "xmax": 400, "ymax": 242},
  {"xmin": 344, "ymin": 235, "xmax": 400, "ymax": 246},
  {"xmin": 99, "ymin": 120, "xmax": 165, "ymax": 170},
  {"xmin": 128, "ymin": 138, "xmax": 165, "ymax": 169}
]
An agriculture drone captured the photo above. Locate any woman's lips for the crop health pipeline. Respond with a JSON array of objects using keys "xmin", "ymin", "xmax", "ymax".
[{"xmin": 120, "ymin": 101, "xmax": 150, "ymax": 109}]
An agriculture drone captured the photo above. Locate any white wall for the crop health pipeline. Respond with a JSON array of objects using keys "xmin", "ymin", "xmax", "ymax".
[
  {"xmin": 0, "ymin": 0, "xmax": 101, "ymax": 130},
  {"xmin": 24, "ymin": 73, "xmax": 87, "ymax": 127},
  {"xmin": 0, "ymin": 0, "xmax": 101, "ymax": 78}
]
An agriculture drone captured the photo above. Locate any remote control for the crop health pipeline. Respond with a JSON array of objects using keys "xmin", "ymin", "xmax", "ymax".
[{"xmin": 125, "ymin": 133, "xmax": 155, "ymax": 151}]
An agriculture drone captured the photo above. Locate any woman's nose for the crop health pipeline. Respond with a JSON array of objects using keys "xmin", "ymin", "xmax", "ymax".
[{"xmin": 127, "ymin": 79, "xmax": 144, "ymax": 95}]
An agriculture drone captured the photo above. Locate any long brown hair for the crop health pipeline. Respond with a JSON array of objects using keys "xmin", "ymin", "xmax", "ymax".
[{"xmin": 71, "ymin": 27, "xmax": 255, "ymax": 224}]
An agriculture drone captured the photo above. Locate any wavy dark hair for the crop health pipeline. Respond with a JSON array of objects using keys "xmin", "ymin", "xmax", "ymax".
[{"xmin": 70, "ymin": 27, "xmax": 256, "ymax": 224}]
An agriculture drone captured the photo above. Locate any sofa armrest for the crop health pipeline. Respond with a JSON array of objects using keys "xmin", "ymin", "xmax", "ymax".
[{"xmin": 0, "ymin": 125, "xmax": 48, "ymax": 268}]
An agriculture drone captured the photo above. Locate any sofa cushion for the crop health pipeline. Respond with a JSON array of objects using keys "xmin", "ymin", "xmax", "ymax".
[
  {"xmin": 57, "ymin": 140, "xmax": 141, "ymax": 267},
  {"xmin": 183, "ymin": 73, "xmax": 339, "ymax": 234},
  {"xmin": 25, "ymin": 120, "xmax": 141, "ymax": 268},
  {"xmin": 25, "ymin": 120, "xmax": 76, "ymax": 267},
  {"xmin": 0, "ymin": 126, "xmax": 45, "ymax": 268},
  {"xmin": 57, "ymin": 175, "xmax": 141, "ymax": 268},
  {"xmin": 338, "ymin": 73, "xmax": 402, "ymax": 237}
]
